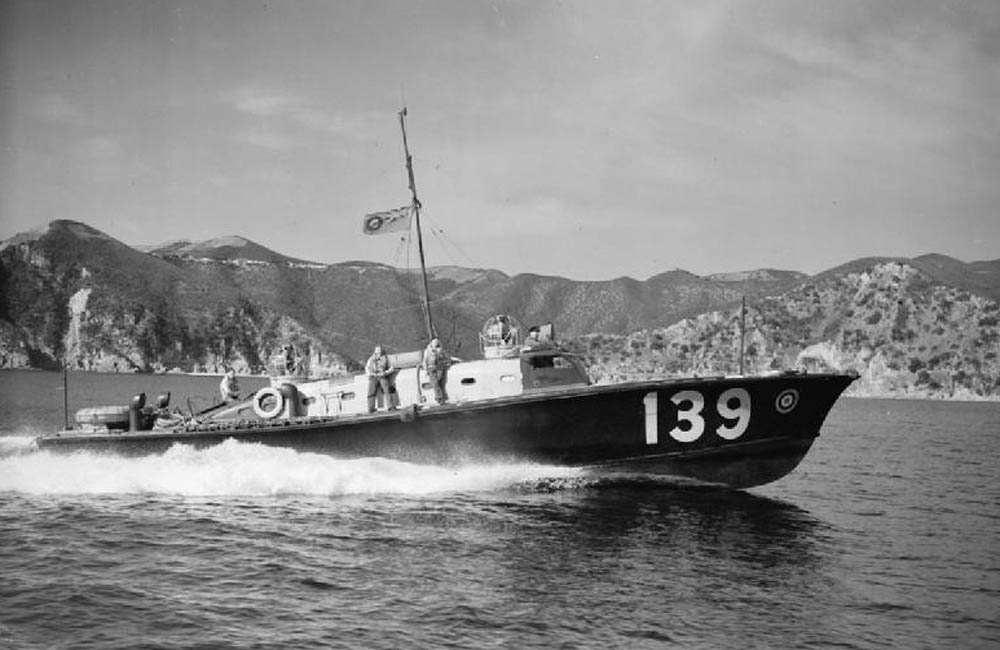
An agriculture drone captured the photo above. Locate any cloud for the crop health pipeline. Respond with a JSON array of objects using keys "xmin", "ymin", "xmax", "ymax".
[
  {"xmin": 435, "ymin": 195, "xmax": 586, "ymax": 241},
  {"xmin": 234, "ymin": 129, "xmax": 299, "ymax": 150},
  {"xmin": 230, "ymin": 88, "xmax": 300, "ymax": 117},
  {"xmin": 224, "ymin": 85, "xmax": 381, "ymax": 143}
]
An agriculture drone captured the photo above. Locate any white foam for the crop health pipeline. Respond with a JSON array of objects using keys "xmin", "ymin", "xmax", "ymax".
[
  {"xmin": 0, "ymin": 439, "xmax": 582, "ymax": 496},
  {"xmin": 0, "ymin": 435, "xmax": 39, "ymax": 456}
]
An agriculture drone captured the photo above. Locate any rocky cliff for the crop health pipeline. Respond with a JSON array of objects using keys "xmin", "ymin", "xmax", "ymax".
[
  {"xmin": 567, "ymin": 260, "xmax": 1000, "ymax": 399},
  {"xmin": 0, "ymin": 220, "xmax": 800, "ymax": 373},
  {"xmin": 1, "ymin": 220, "xmax": 997, "ymax": 399},
  {"xmin": 0, "ymin": 221, "xmax": 356, "ymax": 375}
]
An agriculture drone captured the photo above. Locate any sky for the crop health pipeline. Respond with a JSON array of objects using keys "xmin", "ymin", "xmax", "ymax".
[{"xmin": 1, "ymin": 0, "xmax": 998, "ymax": 280}]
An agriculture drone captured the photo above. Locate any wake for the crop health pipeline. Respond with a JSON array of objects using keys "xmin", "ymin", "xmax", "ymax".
[{"xmin": 0, "ymin": 438, "xmax": 585, "ymax": 497}]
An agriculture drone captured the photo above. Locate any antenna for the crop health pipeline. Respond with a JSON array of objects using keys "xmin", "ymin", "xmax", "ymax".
[
  {"xmin": 739, "ymin": 295, "xmax": 747, "ymax": 375},
  {"xmin": 63, "ymin": 364, "xmax": 70, "ymax": 430}
]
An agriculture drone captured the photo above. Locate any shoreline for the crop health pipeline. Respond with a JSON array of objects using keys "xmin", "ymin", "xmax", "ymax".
[{"xmin": 2, "ymin": 367, "xmax": 997, "ymax": 403}]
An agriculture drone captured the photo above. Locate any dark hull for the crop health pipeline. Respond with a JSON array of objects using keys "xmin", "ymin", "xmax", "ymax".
[{"xmin": 36, "ymin": 372, "xmax": 855, "ymax": 489}]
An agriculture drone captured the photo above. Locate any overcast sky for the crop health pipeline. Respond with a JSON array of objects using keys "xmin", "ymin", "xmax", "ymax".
[{"xmin": 1, "ymin": 0, "xmax": 998, "ymax": 280}]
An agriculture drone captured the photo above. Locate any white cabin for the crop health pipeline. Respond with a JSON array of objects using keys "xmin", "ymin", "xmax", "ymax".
[{"xmin": 248, "ymin": 316, "xmax": 589, "ymax": 420}]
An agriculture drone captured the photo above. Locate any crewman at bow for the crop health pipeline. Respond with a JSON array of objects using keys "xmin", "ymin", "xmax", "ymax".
[
  {"xmin": 422, "ymin": 338, "xmax": 450, "ymax": 405},
  {"xmin": 366, "ymin": 345, "xmax": 396, "ymax": 413}
]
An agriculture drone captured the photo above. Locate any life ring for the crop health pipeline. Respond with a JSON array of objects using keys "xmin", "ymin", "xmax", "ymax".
[{"xmin": 253, "ymin": 387, "xmax": 285, "ymax": 419}]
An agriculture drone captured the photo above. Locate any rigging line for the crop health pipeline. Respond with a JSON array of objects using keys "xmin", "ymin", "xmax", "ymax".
[
  {"xmin": 393, "ymin": 211, "xmax": 416, "ymax": 265},
  {"xmin": 366, "ymin": 300, "xmax": 427, "ymax": 317},
  {"xmin": 421, "ymin": 213, "xmax": 478, "ymax": 268},
  {"xmin": 385, "ymin": 216, "xmax": 478, "ymax": 312},
  {"xmin": 400, "ymin": 226, "xmax": 422, "ymax": 303},
  {"xmin": 430, "ymin": 228, "xmax": 469, "ymax": 268},
  {"xmin": 390, "ymin": 234, "xmax": 409, "ymax": 269},
  {"xmin": 354, "ymin": 272, "xmax": 455, "ymax": 315},
  {"xmin": 388, "ymin": 220, "xmax": 414, "ymax": 270},
  {"xmin": 395, "ymin": 219, "xmax": 433, "ymax": 338},
  {"xmin": 405, "ymin": 224, "xmax": 413, "ymax": 273}
]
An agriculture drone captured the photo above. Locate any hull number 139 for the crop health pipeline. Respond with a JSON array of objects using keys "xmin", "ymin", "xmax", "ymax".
[{"xmin": 643, "ymin": 388, "xmax": 751, "ymax": 444}]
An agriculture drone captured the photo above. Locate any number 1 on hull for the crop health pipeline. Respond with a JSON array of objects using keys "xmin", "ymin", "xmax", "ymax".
[{"xmin": 643, "ymin": 392, "xmax": 658, "ymax": 444}]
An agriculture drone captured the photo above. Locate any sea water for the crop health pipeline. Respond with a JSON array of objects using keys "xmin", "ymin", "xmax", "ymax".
[{"xmin": 0, "ymin": 370, "xmax": 998, "ymax": 649}]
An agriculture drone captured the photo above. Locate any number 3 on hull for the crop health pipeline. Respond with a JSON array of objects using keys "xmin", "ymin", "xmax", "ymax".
[{"xmin": 643, "ymin": 388, "xmax": 751, "ymax": 445}]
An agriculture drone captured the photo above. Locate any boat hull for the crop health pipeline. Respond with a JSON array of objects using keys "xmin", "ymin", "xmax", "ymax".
[{"xmin": 36, "ymin": 372, "xmax": 854, "ymax": 489}]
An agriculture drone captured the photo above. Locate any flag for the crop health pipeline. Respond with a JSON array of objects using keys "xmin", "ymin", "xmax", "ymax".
[{"xmin": 362, "ymin": 205, "xmax": 412, "ymax": 236}]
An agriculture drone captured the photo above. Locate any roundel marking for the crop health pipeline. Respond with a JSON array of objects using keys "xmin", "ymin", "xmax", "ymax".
[
  {"xmin": 775, "ymin": 388, "xmax": 799, "ymax": 415},
  {"xmin": 365, "ymin": 216, "xmax": 384, "ymax": 231}
]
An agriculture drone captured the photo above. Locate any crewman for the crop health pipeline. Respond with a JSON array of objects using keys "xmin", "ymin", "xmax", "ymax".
[
  {"xmin": 219, "ymin": 368, "xmax": 240, "ymax": 402},
  {"xmin": 365, "ymin": 345, "xmax": 396, "ymax": 412},
  {"xmin": 524, "ymin": 326, "xmax": 552, "ymax": 350},
  {"xmin": 422, "ymin": 338, "xmax": 450, "ymax": 405},
  {"xmin": 283, "ymin": 344, "xmax": 297, "ymax": 374}
]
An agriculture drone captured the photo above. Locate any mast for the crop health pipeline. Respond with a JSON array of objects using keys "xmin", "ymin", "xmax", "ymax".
[{"xmin": 398, "ymin": 107, "xmax": 436, "ymax": 340}]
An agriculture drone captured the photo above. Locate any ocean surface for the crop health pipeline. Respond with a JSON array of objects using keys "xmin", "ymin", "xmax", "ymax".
[{"xmin": 0, "ymin": 369, "xmax": 997, "ymax": 649}]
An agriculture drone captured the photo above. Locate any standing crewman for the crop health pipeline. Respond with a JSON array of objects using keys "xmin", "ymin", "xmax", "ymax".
[
  {"xmin": 365, "ymin": 345, "xmax": 396, "ymax": 413},
  {"xmin": 422, "ymin": 338, "xmax": 450, "ymax": 405},
  {"xmin": 219, "ymin": 368, "xmax": 240, "ymax": 402},
  {"xmin": 283, "ymin": 344, "xmax": 297, "ymax": 374}
]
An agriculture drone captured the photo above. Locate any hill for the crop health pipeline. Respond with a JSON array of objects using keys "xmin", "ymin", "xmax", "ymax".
[
  {"xmin": 2, "ymin": 220, "xmax": 797, "ymax": 370},
  {"xmin": 1, "ymin": 220, "xmax": 997, "ymax": 399},
  {"xmin": 568, "ymin": 260, "xmax": 1000, "ymax": 399},
  {"xmin": 144, "ymin": 236, "xmax": 320, "ymax": 266}
]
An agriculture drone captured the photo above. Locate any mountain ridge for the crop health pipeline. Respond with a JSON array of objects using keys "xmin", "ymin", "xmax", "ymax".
[
  {"xmin": 1, "ymin": 220, "xmax": 997, "ymax": 399},
  {"xmin": 569, "ymin": 260, "xmax": 1000, "ymax": 400}
]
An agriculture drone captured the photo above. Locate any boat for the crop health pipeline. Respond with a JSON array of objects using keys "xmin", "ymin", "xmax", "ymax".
[{"xmin": 34, "ymin": 109, "xmax": 856, "ymax": 489}]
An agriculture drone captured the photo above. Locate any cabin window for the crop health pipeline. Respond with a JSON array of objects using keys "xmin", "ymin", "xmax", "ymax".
[
  {"xmin": 521, "ymin": 353, "xmax": 588, "ymax": 390},
  {"xmin": 528, "ymin": 355, "xmax": 573, "ymax": 369},
  {"xmin": 421, "ymin": 382, "xmax": 432, "ymax": 390},
  {"xmin": 340, "ymin": 391, "xmax": 356, "ymax": 400},
  {"xmin": 460, "ymin": 377, "xmax": 476, "ymax": 385},
  {"xmin": 530, "ymin": 356, "xmax": 554, "ymax": 368},
  {"xmin": 500, "ymin": 375, "xmax": 517, "ymax": 383}
]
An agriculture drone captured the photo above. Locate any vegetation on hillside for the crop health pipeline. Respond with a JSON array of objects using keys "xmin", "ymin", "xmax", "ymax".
[
  {"xmin": 1, "ymin": 221, "xmax": 998, "ymax": 400},
  {"xmin": 566, "ymin": 262, "xmax": 1000, "ymax": 399}
]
